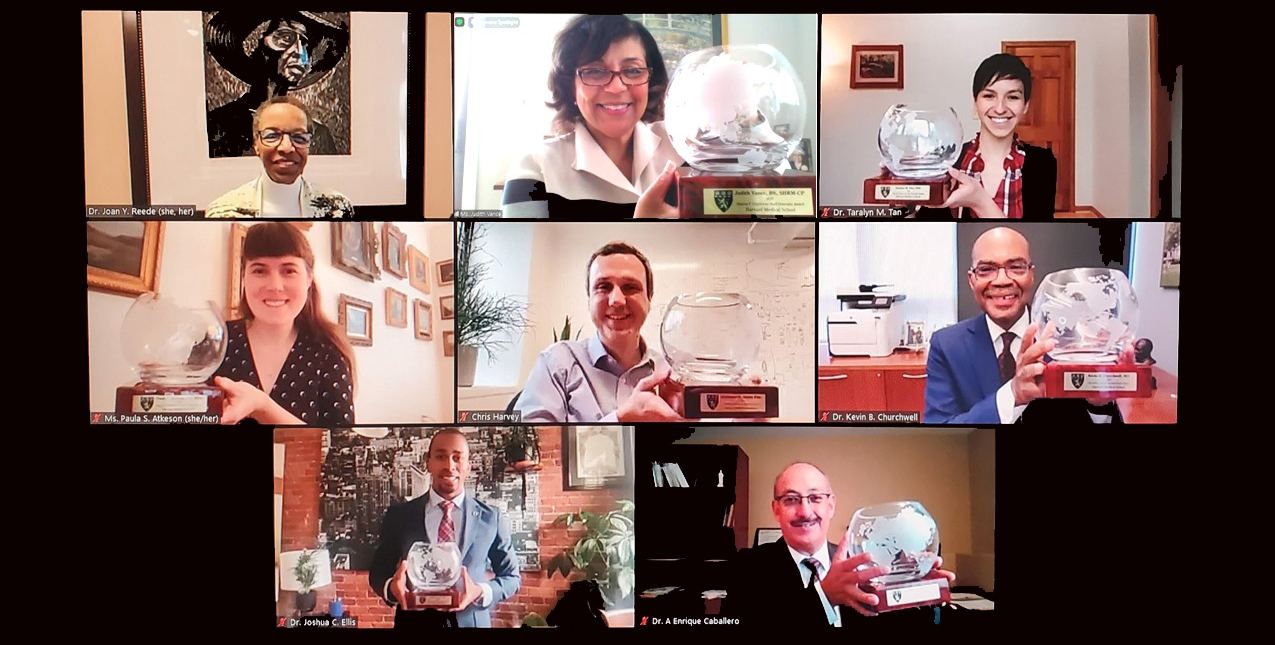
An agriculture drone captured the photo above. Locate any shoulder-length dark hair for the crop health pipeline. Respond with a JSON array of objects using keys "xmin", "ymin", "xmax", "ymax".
[
  {"xmin": 240, "ymin": 222, "xmax": 358, "ymax": 392},
  {"xmin": 547, "ymin": 15, "xmax": 668, "ymax": 135}
]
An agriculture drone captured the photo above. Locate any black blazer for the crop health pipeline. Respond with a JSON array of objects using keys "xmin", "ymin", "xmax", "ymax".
[
  {"xmin": 916, "ymin": 140, "xmax": 1057, "ymax": 219},
  {"xmin": 721, "ymin": 538, "xmax": 937, "ymax": 626}
]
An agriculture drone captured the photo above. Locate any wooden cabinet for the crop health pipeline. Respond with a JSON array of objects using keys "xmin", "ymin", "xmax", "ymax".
[{"xmin": 818, "ymin": 345, "xmax": 927, "ymax": 421}]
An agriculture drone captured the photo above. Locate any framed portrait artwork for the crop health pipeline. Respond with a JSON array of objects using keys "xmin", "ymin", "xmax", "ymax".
[
  {"xmin": 385, "ymin": 288, "xmax": 408, "ymax": 328},
  {"xmin": 1161, "ymin": 222, "xmax": 1180, "ymax": 288},
  {"xmin": 850, "ymin": 44, "xmax": 904, "ymax": 89},
  {"xmin": 563, "ymin": 426, "xmax": 634, "ymax": 491},
  {"xmin": 87, "ymin": 221, "xmax": 164, "ymax": 296},
  {"xmin": 338, "ymin": 294, "xmax": 373, "ymax": 346},
  {"xmin": 332, "ymin": 221, "xmax": 379, "ymax": 281},
  {"xmin": 632, "ymin": 14, "xmax": 724, "ymax": 74},
  {"xmin": 121, "ymin": 11, "xmax": 421, "ymax": 215},
  {"xmin": 414, "ymin": 298, "xmax": 433, "ymax": 340},
  {"xmin": 443, "ymin": 330, "xmax": 454, "ymax": 357},
  {"xmin": 439, "ymin": 295, "xmax": 455, "ymax": 320},
  {"xmin": 436, "ymin": 259, "xmax": 454, "ymax": 286},
  {"xmin": 408, "ymin": 245, "xmax": 431, "ymax": 294},
  {"xmin": 382, "ymin": 223, "xmax": 407, "ymax": 279}
]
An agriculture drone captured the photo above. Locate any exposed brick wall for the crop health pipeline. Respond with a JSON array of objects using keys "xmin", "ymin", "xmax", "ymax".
[
  {"xmin": 490, "ymin": 427, "xmax": 621, "ymax": 628},
  {"xmin": 275, "ymin": 428, "xmax": 624, "ymax": 629}
]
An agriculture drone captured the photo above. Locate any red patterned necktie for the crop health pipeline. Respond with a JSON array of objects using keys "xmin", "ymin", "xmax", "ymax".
[{"xmin": 438, "ymin": 499, "xmax": 456, "ymax": 543}]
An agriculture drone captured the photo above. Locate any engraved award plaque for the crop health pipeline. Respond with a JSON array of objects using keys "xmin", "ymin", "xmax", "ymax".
[
  {"xmin": 664, "ymin": 45, "xmax": 815, "ymax": 217},
  {"xmin": 847, "ymin": 501, "xmax": 950, "ymax": 612},
  {"xmin": 660, "ymin": 293, "xmax": 778, "ymax": 418},
  {"xmin": 404, "ymin": 541, "xmax": 462, "ymax": 610},
  {"xmin": 864, "ymin": 105, "xmax": 962, "ymax": 207},
  {"xmin": 1033, "ymin": 268, "xmax": 1152, "ymax": 398},
  {"xmin": 114, "ymin": 293, "xmax": 228, "ymax": 416}
]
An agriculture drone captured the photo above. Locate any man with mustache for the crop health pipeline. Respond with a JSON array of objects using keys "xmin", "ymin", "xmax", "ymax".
[
  {"xmin": 515, "ymin": 241, "xmax": 685, "ymax": 422},
  {"xmin": 723, "ymin": 462, "xmax": 955, "ymax": 625},
  {"xmin": 924, "ymin": 227, "xmax": 1128, "ymax": 423},
  {"xmin": 368, "ymin": 429, "xmax": 521, "ymax": 628},
  {"xmin": 206, "ymin": 96, "xmax": 354, "ymax": 218}
]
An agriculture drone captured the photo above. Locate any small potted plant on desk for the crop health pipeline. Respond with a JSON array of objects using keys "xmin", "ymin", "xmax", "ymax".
[{"xmin": 293, "ymin": 549, "xmax": 320, "ymax": 616}]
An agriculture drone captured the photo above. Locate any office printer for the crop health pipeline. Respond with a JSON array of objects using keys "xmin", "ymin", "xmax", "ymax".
[{"xmin": 827, "ymin": 285, "xmax": 906, "ymax": 357}]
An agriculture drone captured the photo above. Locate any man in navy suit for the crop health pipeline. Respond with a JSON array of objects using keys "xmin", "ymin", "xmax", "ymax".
[
  {"xmin": 723, "ymin": 462, "xmax": 954, "ymax": 625},
  {"xmin": 369, "ymin": 429, "xmax": 521, "ymax": 628},
  {"xmin": 925, "ymin": 227, "xmax": 1127, "ymax": 424}
]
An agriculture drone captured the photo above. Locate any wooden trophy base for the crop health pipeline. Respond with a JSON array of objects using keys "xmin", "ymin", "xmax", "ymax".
[
  {"xmin": 115, "ymin": 382, "xmax": 225, "ymax": 416},
  {"xmin": 683, "ymin": 384, "xmax": 779, "ymax": 419},
  {"xmin": 863, "ymin": 171, "xmax": 951, "ymax": 207},
  {"xmin": 404, "ymin": 587, "xmax": 460, "ymax": 611},
  {"xmin": 861, "ymin": 571, "xmax": 951, "ymax": 613},
  {"xmin": 1042, "ymin": 362, "xmax": 1153, "ymax": 398},
  {"xmin": 676, "ymin": 167, "xmax": 816, "ymax": 217}
]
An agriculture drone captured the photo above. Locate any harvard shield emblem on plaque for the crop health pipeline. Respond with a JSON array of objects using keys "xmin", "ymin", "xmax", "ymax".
[
  {"xmin": 880, "ymin": 186, "xmax": 891, "ymax": 198},
  {"xmin": 706, "ymin": 394, "xmax": 719, "ymax": 410},
  {"xmin": 1070, "ymin": 373, "xmax": 1085, "ymax": 389},
  {"xmin": 713, "ymin": 190, "xmax": 733, "ymax": 212},
  {"xmin": 140, "ymin": 396, "xmax": 154, "ymax": 411}
]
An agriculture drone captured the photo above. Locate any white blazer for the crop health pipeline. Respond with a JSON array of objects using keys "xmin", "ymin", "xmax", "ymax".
[{"xmin": 503, "ymin": 120, "xmax": 683, "ymax": 217}]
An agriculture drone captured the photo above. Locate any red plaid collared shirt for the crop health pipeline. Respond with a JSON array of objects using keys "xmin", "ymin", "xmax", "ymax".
[{"xmin": 953, "ymin": 134, "xmax": 1026, "ymax": 219}]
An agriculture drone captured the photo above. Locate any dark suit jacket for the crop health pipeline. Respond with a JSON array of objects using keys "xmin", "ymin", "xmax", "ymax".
[
  {"xmin": 722, "ymin": 538, "xmax": 847, "ymax": 626},
  {"xmin": 924, "ymin": 314, "xmax": 1123, "ymax": 425},
  {"xmin": 368, "ymin": 494, "xmax": 521, "ymax": 628},
  {"xmin": 916, "ymin": 140, "xmax": 1057, "ymax": 219},
  {"xmin": 722, "ymin": 538, "xmax": 941, "ymax": 626}
]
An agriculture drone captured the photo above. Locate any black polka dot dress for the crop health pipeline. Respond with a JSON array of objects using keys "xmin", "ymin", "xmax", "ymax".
[{"xmin": 213, "ymin": 320, "xmax": 355, "ymax": 425}]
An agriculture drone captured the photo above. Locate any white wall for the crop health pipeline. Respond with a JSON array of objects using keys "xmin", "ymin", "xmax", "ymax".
[
  {"xmin": 480, "ymin": 221, "xmax": 815, "ymax": 421},
  {"xmin": 1129, "ymin": 222, "xmax": 1179, "ymax": 375},
  {"xmin": 455, "ymin": 14, "xmax": 819, "ymax": 210},
  {"xmin": 820, "ymin": 14, "xmax": 1151, "ymax": 216},
  {"xmin": 88, "ymin": 222, "xmax": 455, "ymax": 424}
]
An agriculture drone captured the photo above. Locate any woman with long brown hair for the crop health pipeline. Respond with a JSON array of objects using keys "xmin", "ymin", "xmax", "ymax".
[{"xmin": 214, "ymin": 223, "xmax": 356, "ymax": 424}]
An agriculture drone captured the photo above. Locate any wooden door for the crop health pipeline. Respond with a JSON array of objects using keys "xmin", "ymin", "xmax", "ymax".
[{"xmin": 1003, "ymin": 41, "xmax": 1075, "ymax": 213}]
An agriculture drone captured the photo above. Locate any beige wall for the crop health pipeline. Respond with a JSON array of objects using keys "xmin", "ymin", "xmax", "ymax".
[
  {"xmin": 678, "ymin": 428, "xmax": 983, "ymax": 580},
  {"xmin": 424, "ymin": 12, "xmax": 453, "ymax": 217},
  {"xmin": 82, "ymin": 11, "xmax": 132, "ymax": 205},
  {"xmin": 962, "ymin": 428, "xmax": 996, "ymax": 591}
]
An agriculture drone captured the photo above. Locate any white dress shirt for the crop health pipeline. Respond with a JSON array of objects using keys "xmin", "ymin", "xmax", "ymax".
[
  {"xmin": 787, "ymin": 543, "xmax": 841, "ymax": 627},
  {"xmin": 502, "ymin": 120, "xmax": 683, "ymax": 216},
  {"xmin": 992, "ymin": 310, "xmax": 1113, "ymax": 424}
]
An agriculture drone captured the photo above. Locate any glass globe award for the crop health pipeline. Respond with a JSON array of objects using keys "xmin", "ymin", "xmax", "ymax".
[
  {"xmin": 863, "ymin": 105, "xmax": 963, "ymax": 207},
  {"xmin": 663, "ymin": 45, "xmax": 815, "ymax": 217},
  {"xmin": 659, "ymin": 293, "xmax": 777, "ymax": 418},
  {"xmin": 114, "ymin": 293, "xmax": 228, "ymax": 417},
  {"xmin": 845, "ymin": 501, "xmax": 950, "ymax": 612},
  {"xmin": 1032, "ymin": 268, "xmax": 1152, "ymax": 398},
  {"xmin": 404, "ymin": 541, "xmax": 462, "ymax": 610}
]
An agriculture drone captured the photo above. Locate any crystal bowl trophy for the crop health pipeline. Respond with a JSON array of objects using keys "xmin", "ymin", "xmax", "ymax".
[
  {"xmin": 660, "ymin": 293, "xmax": 777, "ymax": 418},
  {"xmin": 846, "ymin": 501, "xmax": 950, "ymax": 612},
  {"xmin": 404, "ymin": 541, "xmax": 462, "ymax": 610},
  {"xmin": 864, "ymin": 105, "xmax": 962, "ymax": 207},
  {"xmin": 664, "ymin": 45, "xmax": 814, "ymax": 217},
  {"xmin": 1032, "ymin": 268, "xmax": 1152, "ymax": 398},
  {"xmin": 114, "ymin": 293, "xmax": 228, "ymax": 415}
]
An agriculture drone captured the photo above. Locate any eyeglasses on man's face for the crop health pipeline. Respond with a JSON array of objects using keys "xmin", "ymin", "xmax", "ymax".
[
  {"xmin": 970, "ymin": 261, "xmax": 1033, "ymax": 281},
  {"xmin": 577, "ymin": 67, "xmax": 652, "ymax": 86},
  {"xmin": 775, "ymin": 493, "xmax": 832, "ymax": 507},
  {"xmin": 258, "ymin": 129, "xmax": 313, "ymax": 148}
]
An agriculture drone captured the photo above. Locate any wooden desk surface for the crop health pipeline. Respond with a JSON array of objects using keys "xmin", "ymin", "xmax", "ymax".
[
  {"xmin": 1118, "ymin": 367, "xmax": 1178, "ymax": 424},
  {"xmin": 819, "ymin": 343, "xmax": 927, "ymax": 368}
]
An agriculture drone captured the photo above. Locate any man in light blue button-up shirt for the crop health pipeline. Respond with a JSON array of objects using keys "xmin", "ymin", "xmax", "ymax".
[{"xmin": 515, "ymin": 242, "xmax": 685, "ymax": 423}]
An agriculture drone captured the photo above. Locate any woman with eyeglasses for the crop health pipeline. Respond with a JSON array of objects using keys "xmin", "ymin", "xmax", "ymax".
[
  {"xmin": 212, "ymin": 222, "xmax": 357, "ymax": 425},
  {"xmin": 502, "ymin": 15, "xmax": 684, "ymax": 218},
  {"xmin": 206, "ymin": 96, "xmax": 355, "ymax": 218}
]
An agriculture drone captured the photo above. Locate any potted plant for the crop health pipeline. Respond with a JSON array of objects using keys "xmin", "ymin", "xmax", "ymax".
[
  {"xmin": 546, "ymin": 500, "xmax": 636, "ymax": 608},
  {"xmin": 455, "ymin": 222, "xmax": 530, "ymax": 387},
  {"xmin": 293, "ymin": 549, "xmax": 320, "ymax": 615},
  {"xmin": 553, "ymin": 315, "xmax": 583, "ymax": 342},
  {"xmin": 505, "ymin": 426, "xmax": 541, "ymax": 470}
]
